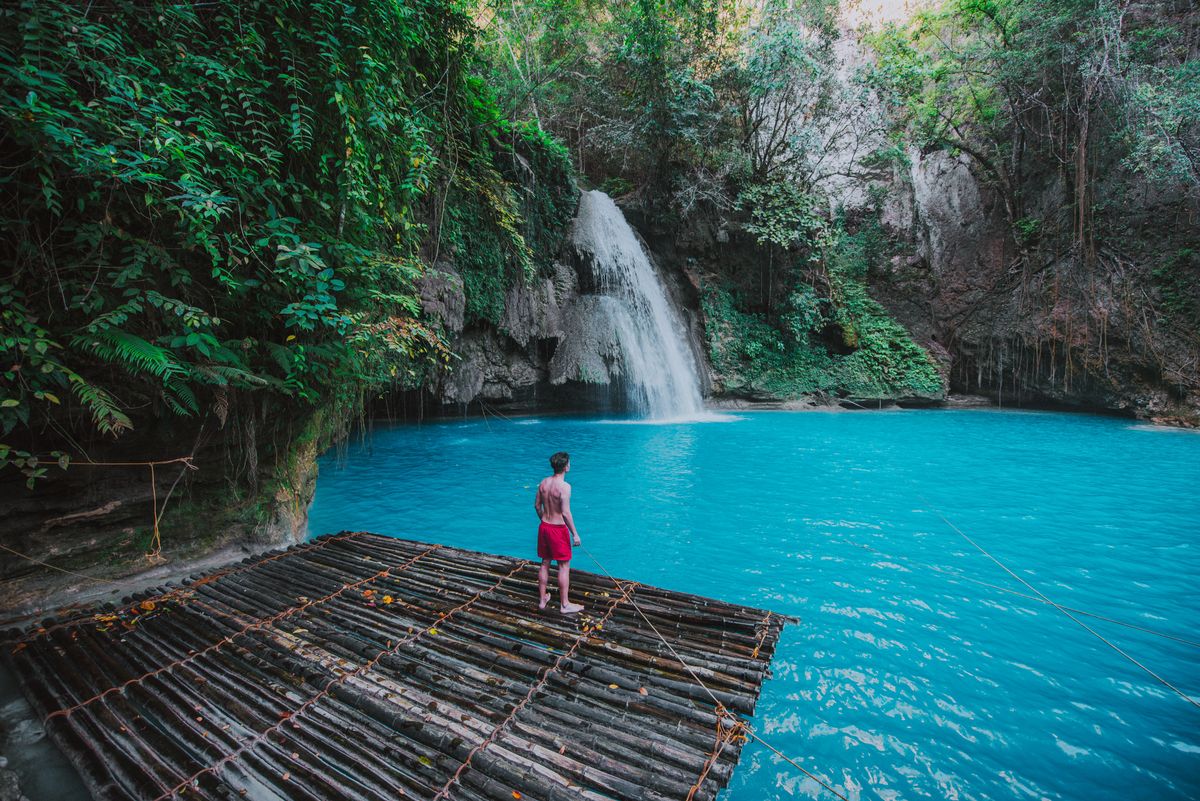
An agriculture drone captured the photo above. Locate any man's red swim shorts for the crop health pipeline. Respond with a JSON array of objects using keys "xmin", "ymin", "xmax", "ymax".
[{"xmin": 537, "ymin": 521, "xmax": 572, "ymax": 562}]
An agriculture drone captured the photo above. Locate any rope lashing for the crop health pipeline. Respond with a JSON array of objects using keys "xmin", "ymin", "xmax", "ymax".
[
  {"xmin": 44, "ymin": 545, "xmax": 441, "ymax": 721},
  {"xmin": 430, "ymin": 578, "xmax": 636, "ymax": 800},
  {"xmin": 579, "ymin": 544, "xmax": 851, "ymax": 801},
  {"xmin": 152, "ymin": 559, "xmax": 530, "ymax": 800},
  {"xmin": 7, "ymin": 532, "xmax": 363, "ymax": 645},
  {"xmin": 686, "ymin": 703, "xmax": 748, "ymax": 801}
]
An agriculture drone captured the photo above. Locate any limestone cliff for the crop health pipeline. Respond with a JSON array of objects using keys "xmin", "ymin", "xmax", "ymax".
[{"xmin": 412, "ymin": 191, "xmax": 711, "ymax": 414}]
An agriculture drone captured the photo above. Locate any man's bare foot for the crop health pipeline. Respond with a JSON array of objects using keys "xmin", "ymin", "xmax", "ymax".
[
  {"xmin": 538, "ymin": 592, "xmax": 551, "ymax": 610},
  {"xmin": 560, "ymin": 602, "xmax": 584, "ymax": 615}
]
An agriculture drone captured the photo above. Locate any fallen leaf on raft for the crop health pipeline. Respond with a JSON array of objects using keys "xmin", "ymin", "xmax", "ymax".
[
  {"xmin": 10, "ymin": 643, "xmax": 26, "ymax": 654},
  {"xmin": 363, "ymin": 589, "xmax": 375, "ymax": 598},
  {"xmin": 558, "ymin": 745, "xmax": 566, "ymax": 754},
  {"xmin": 513, "ymin": 792, "xmax": 522, "ymax": 799},
  {"xmin": 281, "ymin": 772, "xmax": 290, "ymax": 782},
  {"xmin": 291, "ymin": 752, "xmax": 299, "ymax": 759},
  {"xmin": 292, "ymin": 628, "xmax": 307, "ymax": 634},
  {"xmin": 418, "ymin": 756, "xmax": 432, "ymax": 767},
  {"xmin": 140, "ymin": 601, "xmax": 156, "ymax": 612},
  {"xmin": 428, "ymin": 627, "xmax": 438, "ymax": 635},
  {"xmin": 382, "ymin": 595, "xmax": 394, "ymax": 604},
  {"xmin": 608, "ymin": 684, "xmax": 618, "ymax": 689}
]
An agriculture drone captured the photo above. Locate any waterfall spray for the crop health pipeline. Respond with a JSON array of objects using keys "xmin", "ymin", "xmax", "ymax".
[{"xmin": 570, "ymin": 191, "xmax": 704, "ymax": 418}]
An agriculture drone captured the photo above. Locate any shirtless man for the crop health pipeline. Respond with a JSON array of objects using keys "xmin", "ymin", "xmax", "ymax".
[{"xmin": 534, "ymin": 451, "xmax": 584, "ymax": 614}]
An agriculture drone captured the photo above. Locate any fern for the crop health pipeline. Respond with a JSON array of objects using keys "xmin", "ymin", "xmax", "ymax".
[
  {"xmin": 67, "ymin": 374, "xmax": 133, "ymax": 435},
  {"xmin": 162, "ymin": 379, "xmax": 199, "ymax": 416},
  {"xmin": 1, "ymin": 0, "xmax": 576, "ymax": 475},
  {"xmin": 73, "ymin": 329, "xmax": 189, "ymax": 382},
  {"xmin": 193, "ymin": 364, "xmax": 270, "ymax": 388}
]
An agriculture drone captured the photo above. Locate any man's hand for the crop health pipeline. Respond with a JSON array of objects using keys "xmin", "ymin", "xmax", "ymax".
[{"xmin": 572, "ymin": 534, "xmax": 581, "ymax": 547}]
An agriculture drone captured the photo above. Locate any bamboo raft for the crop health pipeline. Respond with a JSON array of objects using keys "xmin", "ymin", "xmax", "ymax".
[{"xmin": 4, "ymin": 533, "xmax": 787, "ymax": 801}]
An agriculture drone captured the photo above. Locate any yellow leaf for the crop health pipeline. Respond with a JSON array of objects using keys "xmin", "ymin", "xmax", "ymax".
[
  {"xmin": 608, "ymin": 684, "xmax": 618, "ymax": 690},
  {"xmin": 139, "ymin": 601, "xmax": 156, "ymax": 612},
  {"xmin": 382, "ymin": 595, "xmax": 394, "ymax": 604},
  {"xmin": 286, "ymin": 335, "xmax": 296, "ymax": 342},
  {"xmin": 428, "ymin": 627, "xmax": 438, "ymax": 635}
]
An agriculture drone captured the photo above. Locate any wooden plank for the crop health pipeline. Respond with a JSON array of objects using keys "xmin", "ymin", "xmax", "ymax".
[{"xmin": 3, "ymin": 533, "xmax": 787, "ymax": 801}]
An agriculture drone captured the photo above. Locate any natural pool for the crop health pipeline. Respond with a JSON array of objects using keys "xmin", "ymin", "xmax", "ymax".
[{"xmin": 308, "ymin": 409, "xmax": 1200, "ymax": 801}]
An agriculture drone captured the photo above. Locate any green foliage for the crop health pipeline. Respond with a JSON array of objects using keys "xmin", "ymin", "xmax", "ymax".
[
  {"xmin": 1153, "ymin": 248, "xmax": 1200, "ymax": 329},
  {"xmin": 0, "ymin": 0, "xmax": 573, "ymax": 477},
  {"xmin": 866, "ymin": 0, "xmax": 1200, "ymax": 234},
  {"xmin": 1122, "ymin": 60, "xmax": 1200, "ymax": 195},
  {"xmin": 737, "ymin": 182, "xmax": 826, "ymax": 251},
  {"xmin": 441, "ymin": 114, "xmax": 577, "ymax": 326},
  {"xmin": 703, "ymin": 225, "xmax": 943, "ymax": 400}
]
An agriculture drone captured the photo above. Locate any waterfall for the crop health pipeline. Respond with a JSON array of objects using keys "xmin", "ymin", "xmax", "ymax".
[{"xmin": 570, "ymin": 190, "xmax": 705, "ymax": 419}]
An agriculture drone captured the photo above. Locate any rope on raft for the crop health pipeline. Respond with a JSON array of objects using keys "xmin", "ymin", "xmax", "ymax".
[
  {"xmin": 150, "ymin": 559, "xmax": 531, "ymax": 800},
  {"xmin": 431, "ymin": 577, "xmax": 639, "ymax": 800},
  {"xmin": 686, "ymin": 703, "xmax": 747, "ymax": 801},
  {"xmin": 5, "ymin": 532, "xmax": 364, "ymax": 645},
  {"xmin": 43, "ymin": 545, "xmax": 442, "ymax": 721},
  {"xmin": 579, "ymin": 543, "xmax": 853, "ymax": 801}
]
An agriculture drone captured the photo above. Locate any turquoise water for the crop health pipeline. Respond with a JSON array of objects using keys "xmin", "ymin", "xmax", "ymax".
[{"xmin": 307, "ymin": 409, "xmax": 1200, "ymax": 801}]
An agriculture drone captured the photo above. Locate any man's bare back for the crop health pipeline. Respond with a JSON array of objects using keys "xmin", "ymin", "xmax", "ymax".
[{"xmin": 535, "ymin": 475, "xmax": 570, "ymax": 525}]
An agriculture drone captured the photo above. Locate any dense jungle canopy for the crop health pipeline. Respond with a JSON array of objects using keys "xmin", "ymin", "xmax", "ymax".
[{"xmin": 1, "ymin": 0, "xmax": 1197, "ymax": 491}]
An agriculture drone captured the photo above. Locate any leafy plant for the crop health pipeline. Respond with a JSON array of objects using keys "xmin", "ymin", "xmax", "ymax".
[{"xmin": 0, "ymin": 0, "xmax": 572, "ymax": 480}]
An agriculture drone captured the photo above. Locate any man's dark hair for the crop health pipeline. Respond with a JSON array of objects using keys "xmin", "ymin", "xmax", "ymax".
[{"xmin": 550, "ymin": 451, "xmax": 570, "ymax": 474}]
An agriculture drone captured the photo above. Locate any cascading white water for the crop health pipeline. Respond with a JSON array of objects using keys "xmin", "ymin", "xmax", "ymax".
[{"xmin": 570, "ymin": 190, "xmax": 704, "ymax": 418}]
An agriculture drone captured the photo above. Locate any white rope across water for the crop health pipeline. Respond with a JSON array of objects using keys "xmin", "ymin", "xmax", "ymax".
[
  {"xmin": 917, "ymin": 495, "xmax": 1200, "ymax": 712},
  {"xmin": 832, "ymin": 536, "xmax": 1200, "ymax": 649}
]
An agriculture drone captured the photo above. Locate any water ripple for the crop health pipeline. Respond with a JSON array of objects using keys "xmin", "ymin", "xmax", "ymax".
[{"xmin": 308, "ymin": 409, "xmax": 1200, "ymax": 801}]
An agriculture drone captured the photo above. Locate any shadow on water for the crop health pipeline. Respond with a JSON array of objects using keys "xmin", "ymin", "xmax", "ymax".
[{"xmin": 0, "ymin": 661, "xmax": 89, "ymax": 800}]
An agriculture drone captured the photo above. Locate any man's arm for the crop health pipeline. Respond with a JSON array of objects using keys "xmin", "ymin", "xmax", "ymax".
[
  {"xmin": 533, "ymin": 483, "xmax": 543, "ymax": 519},
  {"xmin": 560, "ymin": 483, "xmax": 581, "ymax": 546}
]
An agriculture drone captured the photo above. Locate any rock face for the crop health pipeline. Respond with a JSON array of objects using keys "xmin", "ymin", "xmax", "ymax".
[
  {"xmin": 874, "ymin": 143, "xmax": 1200, "ymax": 424},
  {"xmin": 417, "ymin": 192, "xmax": 711, "ymax": 414},
  {"xmin": 418, "ymin": 259, "xmax": 596, "ymax": 410},
  {"xmin": 0, "ymin": 412, "xmax": 321, "ymax": 619}
]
